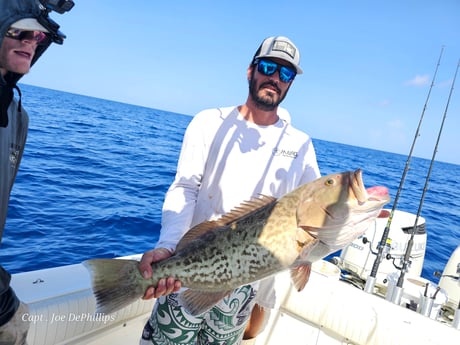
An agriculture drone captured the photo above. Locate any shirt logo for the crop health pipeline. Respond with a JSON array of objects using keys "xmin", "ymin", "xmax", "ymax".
[{"xmin": 272, "ymin": 148, "xmax": 298, "ymax": 159}]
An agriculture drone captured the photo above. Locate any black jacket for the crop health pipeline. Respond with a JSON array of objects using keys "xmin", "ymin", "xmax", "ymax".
[{"xmin": 0, "ymin": 0, "xmax": 67, "ymax": 326}]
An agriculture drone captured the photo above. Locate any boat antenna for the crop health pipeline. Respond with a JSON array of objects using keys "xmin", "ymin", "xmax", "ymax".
[
  {"xmin": 391, "ymin": 58, "xmax": 459, "ymax": 303},
  {"xmin": 364, "ymin": 46, "xmax": 445, "ymax": 294}
]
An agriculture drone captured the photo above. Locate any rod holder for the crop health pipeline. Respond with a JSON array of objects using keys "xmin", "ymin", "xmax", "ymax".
[
  {"xmin": 389, "ymin": 286, "xmax": 403, "ymax": 305},
  {"xmin": 453, "ymin": 309, "xmax": 460, "ymax": 329},
  {"xmin": 364, "ymin": 276, "xmax": 376, "ymax": 294},
  {"xmin": 418, "ymin": 295, "xmax": 434, "ymax": 317}
]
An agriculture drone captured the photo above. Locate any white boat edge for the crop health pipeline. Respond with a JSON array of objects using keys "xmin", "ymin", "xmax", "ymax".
[
  {"xmin": 11, "ymin": 253, "xmax": 153, "ymax": 345},
  {"xmin": 10, "ymin": 253, "xmax": 459, "ymax": 345}
]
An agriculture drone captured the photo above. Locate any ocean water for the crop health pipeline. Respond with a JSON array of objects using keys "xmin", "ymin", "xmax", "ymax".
[{"xmin": 1, "ymin": 84, "xmax": 459, "ymax": 285}]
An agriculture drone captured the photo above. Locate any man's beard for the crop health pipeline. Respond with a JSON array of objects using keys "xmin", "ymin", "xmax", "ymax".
[{"xmin": 249, "ymin": 78, "xmax": 287, "ymax": 111}]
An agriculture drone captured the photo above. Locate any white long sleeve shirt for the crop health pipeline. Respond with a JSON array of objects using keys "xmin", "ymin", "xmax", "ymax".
[{"xmin": 156, "ymin": 106, "xmax": 320, "ymax": 252}]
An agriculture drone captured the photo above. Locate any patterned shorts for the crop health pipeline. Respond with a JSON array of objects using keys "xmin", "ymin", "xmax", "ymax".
[{"xmin": 140, "ymin": 285, "xmax": 256, "ymax": 345}]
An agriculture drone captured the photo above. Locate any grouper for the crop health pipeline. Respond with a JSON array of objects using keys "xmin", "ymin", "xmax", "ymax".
[{"xmin": 84, "ymin": 169, "xmax": 390, "ymax": 315}]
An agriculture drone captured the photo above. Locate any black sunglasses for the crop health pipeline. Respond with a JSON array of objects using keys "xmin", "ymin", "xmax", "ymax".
[
  {"xmin": 254, "ymin": 59, "xmax": 297, "ymax": 83},
  {"xmin": 5, "ymin": 28, "xmax": 49, "ymax": 45}
]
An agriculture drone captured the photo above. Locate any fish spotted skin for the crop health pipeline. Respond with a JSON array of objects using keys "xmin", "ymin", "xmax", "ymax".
[{"xmin": 84, "ymin": 169, "xmax": 390, "ymax": 315}]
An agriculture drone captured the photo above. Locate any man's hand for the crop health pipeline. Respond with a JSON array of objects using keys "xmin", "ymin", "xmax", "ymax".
[{"xmin": 139, "ymin": 248, "xmax": 182, "ymax": 299}]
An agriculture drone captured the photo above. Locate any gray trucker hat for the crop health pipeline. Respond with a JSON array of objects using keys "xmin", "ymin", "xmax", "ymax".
[{"xmin": 253, "ymin": 36, "xmax": 302, "ymax": 74}]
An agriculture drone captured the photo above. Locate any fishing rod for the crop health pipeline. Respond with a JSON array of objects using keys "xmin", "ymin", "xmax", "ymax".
[
  {"xmin": 364, "ymin": 47, "xmax": 445, "ymax": 294},
  {"xmin": 392, "ymin": 58, "xmax": 460, "ymax": 305}
]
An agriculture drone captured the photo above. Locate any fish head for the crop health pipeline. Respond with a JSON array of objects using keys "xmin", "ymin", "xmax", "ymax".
[{"xmin": 296, "ymin": 169, "xmax": 390, "ymax": 251}]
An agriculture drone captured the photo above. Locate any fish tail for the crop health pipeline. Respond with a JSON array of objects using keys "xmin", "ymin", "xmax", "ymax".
[{"xmin": 83, "ymin": 259, "xmax": 147, "ymax": 315}]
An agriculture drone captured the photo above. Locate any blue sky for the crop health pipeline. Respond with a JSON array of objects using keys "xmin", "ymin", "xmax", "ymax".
[{"xmin": 22, "ymin": 1, "xmax": 460, "ymax": 164}]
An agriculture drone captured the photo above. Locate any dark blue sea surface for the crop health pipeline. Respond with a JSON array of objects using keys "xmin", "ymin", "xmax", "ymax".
[{"xmin": 1, "ymin": 84, "xmax": 459, "ymax": 285}]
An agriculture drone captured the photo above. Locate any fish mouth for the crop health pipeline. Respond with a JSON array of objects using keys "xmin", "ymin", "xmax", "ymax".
[
  {"xmin": 366, "ymin": 186, "xmax": 391, "ymax": 204},
  {"xmin": 350, "ymin": 169, "xmax": 366, "ymax": 203},
  {"xmin": 350, "ymin": 169, "xmax": 390, "ymax": 206}
]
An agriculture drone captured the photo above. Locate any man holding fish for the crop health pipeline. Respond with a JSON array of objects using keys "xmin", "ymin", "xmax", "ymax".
[
  {"xmin": 84, "ymin": 36, "xmax": 390, "ymax": 344},
  {"xmin": 139, "ymin": 35, "xmax": 321, "ymax": 345}
]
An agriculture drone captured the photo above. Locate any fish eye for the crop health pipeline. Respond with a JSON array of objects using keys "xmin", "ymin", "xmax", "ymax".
[{"xmin": 325, "ymin": 178, "xmax": 335, "ymax": 186}]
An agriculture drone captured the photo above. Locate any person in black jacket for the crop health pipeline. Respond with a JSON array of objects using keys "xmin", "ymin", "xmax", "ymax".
[{"xmin": 0, "ymin": 1, "xmax": 72, "ymax": 343}]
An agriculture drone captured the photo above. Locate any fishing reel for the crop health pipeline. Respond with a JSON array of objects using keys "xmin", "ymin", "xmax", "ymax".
[
  {"xmin": 362, "ymin": 236, "xmax": 393, "ymax": 260},
  {"xmin": 362, "ymin": 236, "xmax": 411, "ymax": 271},
  {"xmin": 434, "ymin": 262, "xmax": 460, "ymax": 281}
]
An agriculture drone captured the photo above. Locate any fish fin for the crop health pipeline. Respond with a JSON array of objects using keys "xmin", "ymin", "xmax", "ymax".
[
  {"xmin": 176, "ymin": 195, "xmax": 277, "ymax": 251},
  {"xmin": 296, "ymin": 227, "xmax": 316, "ymax": 247},
  {"xmin": 290, "ymin": 263, "xmax": 312, "ymax": 291},
  {"xmin": 83, "ymin": 259, "xmax": 145, "ymax": 314},
  {"xmin": 178, "ymin": 289, "xmax": 232, "ymax": 316},
  {"xmin": 290, "ymin": 235, "xmax": 318, "ymax": 291},
  {"xmin": 217, "ymin": 195, "xmax": 277, "ymax": 224},
  {"xmin": 175, "ymin": 221, "xmax": 220, "ymax": 252},
  {"xmin": 295, "ymin": 231, "xmax": 319, "ymax": 261}
]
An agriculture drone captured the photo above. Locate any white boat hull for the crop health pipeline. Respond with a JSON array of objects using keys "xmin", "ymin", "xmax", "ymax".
[
  {"xmin": 11, "ymin": 255, "xmax": 153, "ymax": 345},
  {"xmin": 252, "ymin": 261, "xmax": 458, "ymax": 345},
  {"xmin": 11, "ymin": 256, "xmax": 459, "ymax": 345}
]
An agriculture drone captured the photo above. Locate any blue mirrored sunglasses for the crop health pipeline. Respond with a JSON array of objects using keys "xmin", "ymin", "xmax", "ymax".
[
  {"xmin": 255, "ymin": 59, "xmax": 297, "ymax": 83},
  {"xmin": 5, "ymin": 28, "xmax": 49, "ymax": 45}
]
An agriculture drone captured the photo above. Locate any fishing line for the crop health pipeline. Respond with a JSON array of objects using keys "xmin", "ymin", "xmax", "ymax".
[
  {"xmin": 395, "ymin": 58, "xmax": 460, "ymax": 295},
  {"xmin": 364, "ymin": 47, "xmax": 445, "ymax": 294}
]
